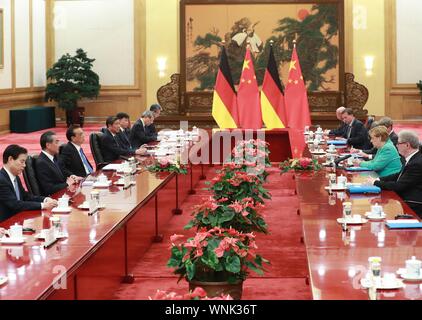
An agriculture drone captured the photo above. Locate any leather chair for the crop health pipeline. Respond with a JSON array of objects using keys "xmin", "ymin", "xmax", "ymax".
[
  {"xmin": 89, "ymin": 132, "xmax": 108, "ymax": 170},
  {"xmin": 23, "ymin": 154, "xmax": 41, "ymax": 196}
]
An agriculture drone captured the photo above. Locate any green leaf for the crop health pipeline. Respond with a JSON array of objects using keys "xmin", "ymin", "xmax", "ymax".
[
  {"xmin": 245, "ymin": 261, "xmax": 264, "ymax": 275},
  {"xmin": 185, "ymin": 260, "xmax": 195, "ymax": 281},
  {"xmin": 225, "ymin": 255, "xmax": 241, "ymax": 273}
]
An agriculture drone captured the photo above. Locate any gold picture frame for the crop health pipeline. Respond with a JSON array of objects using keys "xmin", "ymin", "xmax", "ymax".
[{"xmin": 0, "ymin": 9, "xmax": 3, "ymax": 69}]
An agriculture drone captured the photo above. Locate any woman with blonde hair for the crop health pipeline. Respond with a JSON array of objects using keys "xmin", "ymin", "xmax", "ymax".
[{"xmin": 358, "ymin": 126, "xmax": 402, "ymax": 177}]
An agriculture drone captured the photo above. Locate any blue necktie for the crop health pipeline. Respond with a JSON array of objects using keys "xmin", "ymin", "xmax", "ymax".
[
  {"xmin": 13, "ymin": 178, "xmax": 21, "ymax": 201},
  {"xmin": 79, "ymin": 148, "xmax": 93, "ymax": 174}
]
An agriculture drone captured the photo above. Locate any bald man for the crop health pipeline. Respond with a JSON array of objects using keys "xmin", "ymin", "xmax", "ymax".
[{"xmin": 328, "ymin": 106, "xmax": 347, "ymax": 136}]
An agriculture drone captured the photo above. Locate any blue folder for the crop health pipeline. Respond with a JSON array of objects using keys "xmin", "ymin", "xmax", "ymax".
[
  {"xmin": 346, "ymin": 167, "xmax": 373, "ymax": 172},
  {"xmin": 327, "ymin": 140, "xmax": 347, "ymax": 146},
  {"xmin": 386, "ymin": 222, "xmax": 422, "ymax": 229},
  {"xmin": 347, "ymin": 185, "xmax": 381, "ymax": 194}
]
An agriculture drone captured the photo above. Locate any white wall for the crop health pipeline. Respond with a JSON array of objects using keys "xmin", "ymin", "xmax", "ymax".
[
  {"xmin": 15, "ymin": 0, "xmax": 31, "ymax": 88},
  {"xmin": 33, "ymin": 0, "xmax": 46, "ymax": 87},
  {"xmin": 0, "ymin": 0, "xmax": 12, "ymax": 89},
  {"xmin": 0, "ymin": 0, "xmax": 46, "ymax": 90},
  {"xmin": 396, "ymin": 0, "xmax": 422, "ymax": 84},
  {"xmin": 54, "ymin": 0, "xmax": 135, "ymax": 86}
]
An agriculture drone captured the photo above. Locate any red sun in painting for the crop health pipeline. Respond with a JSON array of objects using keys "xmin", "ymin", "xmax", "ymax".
[{"xmin": 298, "ymin": 9, "xmax": 309, "ymax": 21}]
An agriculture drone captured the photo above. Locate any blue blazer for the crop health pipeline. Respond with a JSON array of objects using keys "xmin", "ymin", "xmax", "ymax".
[{"xmin": 0, "ymin": 168, "xmax": 45, "ymax": 222}]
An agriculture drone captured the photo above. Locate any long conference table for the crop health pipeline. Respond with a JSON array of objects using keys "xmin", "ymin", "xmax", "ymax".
[
  {"xmin": 297, "ymin": 146, "xmax": 422, "ymax": 300},
  {"xmin": 0, "ymin": 150, "xmax": 204, "ymax": 300}
]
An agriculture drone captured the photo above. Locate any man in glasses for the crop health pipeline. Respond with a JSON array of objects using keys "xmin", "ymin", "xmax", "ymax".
[{"xmin": 368, "ymin": 130, "xmax": 422, "ymax": 217}]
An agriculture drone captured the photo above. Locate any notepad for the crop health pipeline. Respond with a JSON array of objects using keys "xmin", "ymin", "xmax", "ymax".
[
  {"xmin": 327, "ymin": 140, "xmax": 347, "ymax": 145},
  {"xmin": 102, "ymin": 164, "xmax": 121, "ymax": 171},
  {"xmin": 386, "ymin": 221, "xmax": 422, "ymax": 229},
  {"xmin": 346, "ymin": 167, "xmax": 372, "ymax": 172},
  {"xmin": 347, "ymin": 185, "xmax": 381, "ymax": 194}
]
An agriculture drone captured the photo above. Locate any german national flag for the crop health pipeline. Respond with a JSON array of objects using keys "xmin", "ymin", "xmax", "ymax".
[
  {"xmin": 260, "ymin": 45, "xmax": 287, "ymax": 129},
  {"xmin": 212, "ymin": 47, "xmax": 239, "ymax": 128}
]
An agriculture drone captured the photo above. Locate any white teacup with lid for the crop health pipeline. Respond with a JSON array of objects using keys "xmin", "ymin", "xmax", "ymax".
[
  {"xmin": 9, "ymin": 223, "xmax": 23, "ymax": 239},
  {"xmin": 57, "ymin": 196, "xmax": 69, "ymax": 208},
  {"xmin": 406, "ymin": 256, "xmax": 422, "ymax": 278},
  {"xmin": 337, "ymin": 174, "xmax": 347, "ymax": 187},
  {"xmin": 97, "ymin": 173, "xmax": 107, "ymax": 183},
  {"xmin": 371, "ymin": 203, "xmax": 383, "ymax": 216},
  {"xmin": 328, "ymin": 144, "xmax": 336, "ymax": 152}
]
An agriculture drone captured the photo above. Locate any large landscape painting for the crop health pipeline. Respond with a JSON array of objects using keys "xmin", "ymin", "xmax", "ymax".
[{"xmin": 184, "ymin": 1, "xmax": 342, "ymax": 93}]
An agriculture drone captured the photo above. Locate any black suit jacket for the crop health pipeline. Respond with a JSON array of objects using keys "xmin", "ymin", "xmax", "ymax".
[
  {"xmin": 342, "ymin": 119, "xmax": 370, "ymax": 149},
  {"xmin": 36, "ymin": 152, "xmax": 68, "ymax": 196},
  {"xmin": 389, "ymin": 131, "xmax": 399, "ymax": 146},
  {"xmin": 145, "ymin": 123, "xmax": 158, "ymax": 140},
  {"xmin": 0, "ymin": 168, "xmax": 45, "ymax": 222},
  {"xmin": 116, "ymin": 128, "xmax": 132, "ymax": 150},
  {"xmin": 59, "ymin": 142, "xmax": 93, "ymax": 178},
  {"xmin": 374, "ymin": 151, "xmax": 422, "ymax": 216},
  {"xmin": 129, "ymin": 119, "xmax": 156, "ymax": 149},
  {"xmin": 101, "ymin": 129, "xmax": 132, "ymax": 163},
  {"xmin": 329, "ymin": 122, "xmax": 347, "ymax": 136}
]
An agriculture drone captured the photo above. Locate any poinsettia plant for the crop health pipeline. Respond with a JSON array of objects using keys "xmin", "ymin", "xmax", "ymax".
[
  {"xmin": 279, "ymin": 157, "xmax": 322, "ymax": 173},
  {"xmin": 184, "ymin": 196, "xmax": 268, "ymax": 234},
  {"xmin": 232, "ymin": 139, "xmax": 271, "ymax": 167},
  {"xmin": 207, "ymin": 167, "xmax": 271, "ymax": 205},
  {"xmin": 149, "ymin": 287, "xmax": 233, "ymax": 300},
  {"xmin": 167, "ymin": 227, "xmax": 269, "ymax": 283},
  {"xmin": 147, "ymin": 157, "xmax": 187, "ymax": 174}
]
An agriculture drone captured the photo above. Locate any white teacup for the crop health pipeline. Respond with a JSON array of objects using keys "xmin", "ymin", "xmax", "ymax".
[
  {"xmin": 9, "ymin": 223, "xmax": 23, "ymax": 239},
  {"xmin": 406, "ymin": 256, "xmax": 422, "ymax": 277},
  {"xmin": 328, "ymin": 144, "xmax": 336, "ymax": 152},
  {"xmin": 40, "ymin": 228, "xmax": 50, "ymax": 239},
  {"xmin": 58, "ymin": 197, "xmax": 69, "ymax": 208},
  {"xmin": 371, "ymin": 203, "xmax": 383, "ymax": 215},
  {"xmin": 337, "ymin": 175, "xmax": 347, "ymax": 187},
  {"xmin": 97, "ymin": 174, "xmax": 107, "ymax": 183},
  {"xmin": 383, "ymin": 273, "xmax": 397, "ymax": 286}
]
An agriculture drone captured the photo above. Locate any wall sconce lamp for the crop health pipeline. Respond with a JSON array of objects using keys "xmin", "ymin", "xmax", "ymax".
[
  {"xmin": 156, "ymin": 57, "xmax": 167, "ymax": 78},
  {"xmin": 364, "ymin": 56, "xmax": 374, "ymax": 76}
]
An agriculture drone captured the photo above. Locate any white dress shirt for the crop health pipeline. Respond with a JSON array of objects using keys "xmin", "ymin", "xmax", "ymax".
[
  {"xmin": 42, "ymin": 150, "xmax": 55, "ymax": 163},
  {"xmin": 71, "ymin": 142, "xmax": 91, "ymax": 175}
]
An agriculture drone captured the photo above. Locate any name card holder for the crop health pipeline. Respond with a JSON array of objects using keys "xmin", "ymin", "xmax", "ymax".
[
  {"xmin": 43, "ymin": 228, "xmax": 58, "ymax": 248},
  {"xmin": 88, "ymin": 199, "xmax": 99, "ymax": 216}
]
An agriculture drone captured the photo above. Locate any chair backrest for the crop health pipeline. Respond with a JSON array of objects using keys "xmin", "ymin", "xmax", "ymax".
[
  {"xmin": 23, "ymin": 154, "xmax": 41, "ymax": 196},
  {"xmin": 365, "ymin": 116, "xmax": 375, "ymax": 130},
  {"xmin": 59, "ymin": 144, "xmax": 65, "ymax": 155},
  {"xmin": 100, "ymin": 127, "xmax": 107, "ymax": 134},
  {"xmin": 89, "ymin": 132, "xmax": 105, "ymax": 170}
]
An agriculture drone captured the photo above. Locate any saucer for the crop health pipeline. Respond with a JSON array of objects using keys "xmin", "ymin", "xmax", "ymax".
[
  {"xmin": 115, "ymin": 180, "xmax": 136, "ymax": 186},
  {"xmin": 396, "ymin": 268, "xmax": 422, "ymax": 281},
  {"xmin": 311, "ymin": 150, "xmax": 326, "ymax": 155},
  {"xmin": 337, "ymin": 217, "xmax": 367, "ymax": 225},
  {"xmin": 35, "ymin": 232, "xmax": 68, "ymax": 240},
  {"xmin": 365, "ymin": 212, "xmax": 386, "ymax": 220},
  {"xmin": 52, "ymin": 207, "xmax": 72, "ymax": 213},
  {"xmin": 0, "ymin": 237, "xmax": 25, "ymax": 244},
  {"xmin": 93, "ymin": 181, "xmax": 112, "ymax": 188},
  {"xmin": 360, "ymin": 277, "xmax": 404, "ymax": 290},
  {"xmin": 0, "ymin": 276, "xmax": 8, "ymax": 286},
  {"xmin": 77, "ymin": 203, "xmax": 105, "ymax": 210},
  {"xmin": 325, "ymin": 185, "xmax": 347, "ymax": 191}
]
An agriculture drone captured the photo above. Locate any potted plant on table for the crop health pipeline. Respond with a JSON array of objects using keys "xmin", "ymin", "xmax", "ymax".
[
  {"xmin": 45, "ymin": 49, "xmax": 101, "ymax": 127},
  {"xmin": 167, "ymin": 227, "xmax": 269, "ymax": 300},
  {"xmin": 279, "ymin": 157, "xmax": 322, "ymax": 173}
]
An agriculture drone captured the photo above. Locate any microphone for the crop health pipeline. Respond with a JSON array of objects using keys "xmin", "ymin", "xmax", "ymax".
[{"xmin": 334, "ymin": 154, "xmax": 352, "ymax": 166}]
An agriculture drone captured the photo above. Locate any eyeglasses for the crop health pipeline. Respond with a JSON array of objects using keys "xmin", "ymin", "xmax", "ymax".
[{"xmin": 397, "ymin": 142, "xmax": 407, "ymax": 145}]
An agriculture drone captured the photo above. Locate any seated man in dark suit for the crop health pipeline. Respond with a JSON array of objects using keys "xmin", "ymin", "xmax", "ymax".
[
  {"xmin": 116, "ymin": 112, "xmax": 132, "ymax": 150},
  {"xmin": 339, "ymin": 108, "xmax": 370, "ymax": 149},
  {"xmin": 145, "ymin": 104, "xmax": 162, "ymax": 140},
  {"xmin": 59, "ymin": 125, "xmax": 94, "ymax": 178},
  {"xmin": 327, "ymin": 106, "xmax": 347, "ymax": 136},
  {"xmin": 369, "ymin": 131, "xmax": 422, "ymax": 217},
  {"xmin": 130, "ymin": 111, "xmax": 156, "ymax": 149},
  {"xmin": 0, "ymin": 145, "xmax": 57, "ymax": 222},
  {"xmin": 36, "ymin": 131, "xmax": 79, "ymax": 196},
  {"xmin": 101, "ymin": 116, "xmax": 147, "ymax": 163}
]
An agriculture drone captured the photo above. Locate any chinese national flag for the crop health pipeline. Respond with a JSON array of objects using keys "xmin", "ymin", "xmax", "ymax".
[
  {"xmin": 237, "ymin": 48, "xmax": 262, "ymax": 129},
  {"xmin": 284, "ymin": 45, "xmax": 311, "ymax": 157},
  {"xmin": 261, "ymin": 45, "xmax": 287, "ymax": 129},
  {"xmin": 212, "ymin": 47, "xmax": 239, "ymax": 128}
]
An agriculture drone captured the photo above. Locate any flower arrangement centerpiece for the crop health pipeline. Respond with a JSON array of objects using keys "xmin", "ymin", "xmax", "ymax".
[
  {"xmin": 279, "ymin": 157, "xmax": 322, "ymax": 173},
  {"xmin": 149, "ymin": 287, "xmax": 233, "ymax": 300},
  {"xmin": 207, "ymin": 166, "xmax": 271, "ymax": 206},
  {"xmin": 147, "ymin": 156, "xmax": 187, "ymax": 174},
  {"xmin": 167, "ymin": 227, "xmax": 269, "ymax": 299},
  {"xmin": 184, "ymin": 196, "xmax": 268, "ymax": 234}
]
